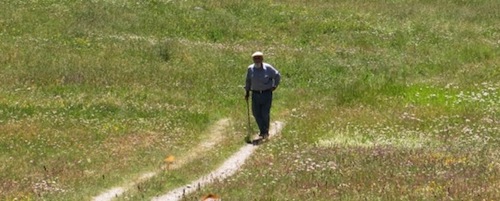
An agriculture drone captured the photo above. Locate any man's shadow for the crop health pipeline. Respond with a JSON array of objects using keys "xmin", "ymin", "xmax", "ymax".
[{"xmin": 249, "ymin": 138, "xmax": 267, "ymax": 145}]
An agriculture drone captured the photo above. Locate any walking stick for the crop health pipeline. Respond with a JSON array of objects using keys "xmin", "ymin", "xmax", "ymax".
[{"xmin": 245, "ymin": 98, "xmax": 252, "ymax": 143}]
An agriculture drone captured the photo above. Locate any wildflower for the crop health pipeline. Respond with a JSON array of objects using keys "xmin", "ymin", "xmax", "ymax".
[
  {"xmin": 201, "ymin": 194, "xmax": 221, "ymax": 201},
  {"xmin": 164, "ymin": 155, "xmax": 175, "ymax": 170}
]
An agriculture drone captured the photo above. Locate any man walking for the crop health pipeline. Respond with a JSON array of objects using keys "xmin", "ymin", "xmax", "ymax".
[{"xmin": 245, "ymin": 51, "xmax": 281, "ymax": 139}]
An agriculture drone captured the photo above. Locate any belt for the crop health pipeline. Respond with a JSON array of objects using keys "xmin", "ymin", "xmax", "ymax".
[{"xmin": 251, "ymin": 89, "xmax": 272, "ymax": 94}]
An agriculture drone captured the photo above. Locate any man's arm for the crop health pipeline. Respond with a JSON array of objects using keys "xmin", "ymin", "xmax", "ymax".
[
  {"xmin": 245, "ymin": 67, "xmax": 252, "ymax": 100},
  {"xmin": 273, "ymin": 68, "xmax": 281, "ymax": 90}
]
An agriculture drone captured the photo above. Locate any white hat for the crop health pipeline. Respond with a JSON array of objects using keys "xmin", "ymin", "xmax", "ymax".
[{"xmin": 251, "ymin": 51, "xmax": 263, "ymax": 57}]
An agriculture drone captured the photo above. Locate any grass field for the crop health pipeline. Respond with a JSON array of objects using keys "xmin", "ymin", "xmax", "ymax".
[{"xmin": 1, "ymin": 0, "xmax": 499, "ymax": 200}]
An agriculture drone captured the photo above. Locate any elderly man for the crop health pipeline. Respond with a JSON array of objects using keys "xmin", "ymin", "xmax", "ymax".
[{"xmin": 244, "ymin": 51, "xmax": 281, "ymax": 139}]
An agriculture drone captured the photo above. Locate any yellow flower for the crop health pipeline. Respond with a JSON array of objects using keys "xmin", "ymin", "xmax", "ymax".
[
  {"xmin": 201, "ymin": 194, "xmax": 220, "ymax": 201},
  {"xmin": 165, "ymin": 155, "xmax": 175, "ymax": 163}
]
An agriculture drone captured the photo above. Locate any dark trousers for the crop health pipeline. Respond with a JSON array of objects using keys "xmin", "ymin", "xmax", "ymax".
[{"xmin": 251, "ymin": 90, "xmax": 273, "ymax": 136}]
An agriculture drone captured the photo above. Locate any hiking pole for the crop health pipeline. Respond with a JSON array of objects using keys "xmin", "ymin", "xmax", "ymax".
[{"xmin": 244, "ymin": 98, "xmax": 252, "ymax": 143}]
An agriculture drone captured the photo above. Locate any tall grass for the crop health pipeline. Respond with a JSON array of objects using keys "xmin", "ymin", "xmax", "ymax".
[{"xmin": 1, "ymin": 0, "xmax": 499, "ymax": 200}]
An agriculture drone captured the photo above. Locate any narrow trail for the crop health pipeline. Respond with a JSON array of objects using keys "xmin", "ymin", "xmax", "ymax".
[
  {"xmin": 92, "ymin": 118, "xmax": 231, "ymax": 201},
  {"xmin": 152, "ymin": 121, "xmax": 285, "ymax": 201}
]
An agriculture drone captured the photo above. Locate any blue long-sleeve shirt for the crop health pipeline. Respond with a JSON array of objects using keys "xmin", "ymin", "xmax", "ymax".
[{"xmin": 245, "ymin": 62, "xmax": 281, "ymax": 91}]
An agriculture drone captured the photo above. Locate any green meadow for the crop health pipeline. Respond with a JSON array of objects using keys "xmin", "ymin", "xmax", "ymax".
[{"xmin": 1, "ymin": 0, "xmax": 499, "ymax": 200}]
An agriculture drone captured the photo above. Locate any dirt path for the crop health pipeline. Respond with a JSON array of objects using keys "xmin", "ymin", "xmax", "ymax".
[
  {"xmin": 152, "ymin": 121, "xmax": 285, "ymax": 201},
  {"xmin": 92, "ymin": 118, "xmax": 231, "ymax": 201}
]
